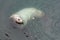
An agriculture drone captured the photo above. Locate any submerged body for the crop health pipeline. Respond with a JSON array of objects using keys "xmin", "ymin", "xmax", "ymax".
[{"xmin": 9, "ymin": 8, "xmax": 45, "ymax": 29}]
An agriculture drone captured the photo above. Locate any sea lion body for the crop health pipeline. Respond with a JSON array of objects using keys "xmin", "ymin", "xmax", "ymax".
[{"xmin": 10, "ymin": 8, "xmax": 45, "ymax": 29}]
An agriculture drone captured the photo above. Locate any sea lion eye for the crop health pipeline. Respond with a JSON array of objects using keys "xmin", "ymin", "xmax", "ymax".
[{"xmin": 18, "ymin": 19, "xmax": 20, "ymax": 21}]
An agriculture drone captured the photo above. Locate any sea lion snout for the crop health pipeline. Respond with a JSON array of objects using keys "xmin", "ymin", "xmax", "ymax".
[
  {"xmin": 10, "ymin": 15, "xmax": 24, "ymax": 24},
  {"xmin": 15, "ymin": 18, "xmax": 24, "ymax": 24}
]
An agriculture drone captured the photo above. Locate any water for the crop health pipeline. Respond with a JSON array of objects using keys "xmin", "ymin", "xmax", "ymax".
[{"xmin": 0, "ymin": 0, "xmax": 60, "ymax": 40}]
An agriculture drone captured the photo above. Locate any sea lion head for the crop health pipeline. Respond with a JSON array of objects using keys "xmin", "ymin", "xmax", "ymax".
[{"xmin": 10, "ymin": 14, "xmax": 24, "ymax": 25}]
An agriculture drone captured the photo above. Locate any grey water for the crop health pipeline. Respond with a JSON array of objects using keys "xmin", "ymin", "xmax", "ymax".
[{"xmin": 0, "ymin": 0, "xmax": 60, "ymax": 40}]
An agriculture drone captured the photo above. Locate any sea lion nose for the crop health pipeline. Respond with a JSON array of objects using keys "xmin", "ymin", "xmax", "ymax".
[{"xmin": 15, "ymin": 18, "xmax": 24, "ymax": 24}]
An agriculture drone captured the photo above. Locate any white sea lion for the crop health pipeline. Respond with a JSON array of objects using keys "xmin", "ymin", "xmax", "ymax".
[{"xmin": 9, "ymin": 8, "xmax": 45, "ymax": 29}]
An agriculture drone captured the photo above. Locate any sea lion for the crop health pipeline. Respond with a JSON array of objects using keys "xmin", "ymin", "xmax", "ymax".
[{"xmin": 9, "ymin": 8, "xmax": 45, "ymax": 29}]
